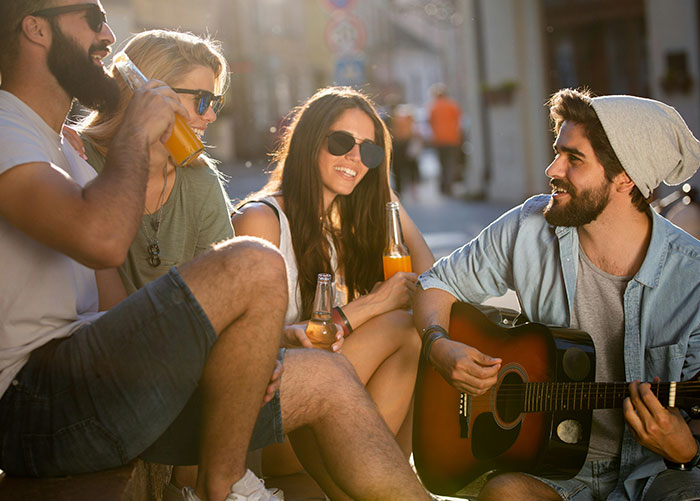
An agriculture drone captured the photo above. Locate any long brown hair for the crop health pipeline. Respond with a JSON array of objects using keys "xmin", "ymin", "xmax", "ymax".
[
  {"xmin": 79, "ymin": 29, "xmax": 229, "ymax": 166},
  {"xmin": 242, "ymin": 86, "xmax": 392, "ymax": 318}
]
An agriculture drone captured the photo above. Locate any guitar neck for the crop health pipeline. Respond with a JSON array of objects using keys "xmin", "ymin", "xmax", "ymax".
[{"xmin": 521, "ymin": 381, "xmax": 681, "ymax": 412}]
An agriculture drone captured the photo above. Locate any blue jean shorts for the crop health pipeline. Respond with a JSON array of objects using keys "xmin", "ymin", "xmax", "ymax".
[
  {"xmin": 0, "ymin": 268, "xmax": 284, "ymax": 476},
  {"xmin": 528, "ymin": 458, "xmax": 700, "ymax": 500}
]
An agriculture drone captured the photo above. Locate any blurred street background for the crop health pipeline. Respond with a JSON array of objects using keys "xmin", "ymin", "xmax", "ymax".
[{"xmin": 100, "ymin": 0, "xmax": 700, "ymax": 206}]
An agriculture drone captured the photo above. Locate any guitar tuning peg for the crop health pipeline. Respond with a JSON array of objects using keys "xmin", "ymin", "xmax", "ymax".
[{"xmin": 690, "ymin": 405, "xmax": 700, "ymax": 419}]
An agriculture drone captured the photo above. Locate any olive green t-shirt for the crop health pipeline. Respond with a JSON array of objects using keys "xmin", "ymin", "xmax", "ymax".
[{"xmin": 84, "ymin": 140, "xmax": 234, "ymax": 295}]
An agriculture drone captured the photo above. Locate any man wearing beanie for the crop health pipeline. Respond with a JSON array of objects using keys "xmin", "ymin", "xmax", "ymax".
[{"xmin": 415, "ymin": 88, "xmax": 700, "ymax": 500}]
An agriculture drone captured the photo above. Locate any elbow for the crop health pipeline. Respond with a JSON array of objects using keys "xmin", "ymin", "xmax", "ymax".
[
  {"xmin": 78, "ymin": 233, "xmax": 130, "ymax": 269},
  {"xmin": 92, "ymin": 236, "xmax": 129, "ymax": 268}
]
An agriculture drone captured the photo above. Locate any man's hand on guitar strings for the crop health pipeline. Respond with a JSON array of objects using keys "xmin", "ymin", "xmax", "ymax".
[
  {"xmin": 624, "ymin": 380, "xmax": 698, "ymax": 463},
  {"xmin": 430, "ymin": 338, "xmax": 502, "ymax": 396}
]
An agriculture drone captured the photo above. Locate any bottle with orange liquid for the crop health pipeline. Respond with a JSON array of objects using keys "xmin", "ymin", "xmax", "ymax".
[
  {"xmin": 113, "ymin": 53, "xmax": 204, "ymax": 166},
  {"xmin": 383, "ymin": 201, "xmax": 412, "ymax": 279},
  {"xmin": 305, "ymin": 273, "xmax": 337, "ymax": 350}
]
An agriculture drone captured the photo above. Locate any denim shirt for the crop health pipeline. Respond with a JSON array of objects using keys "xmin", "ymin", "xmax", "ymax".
[{"xmin": 419, "ymin": 195, "xmax": 700, "ymax": 500}]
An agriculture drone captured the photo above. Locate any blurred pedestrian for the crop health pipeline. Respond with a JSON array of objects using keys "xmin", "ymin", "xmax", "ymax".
[
  {"xmin": 391, "ymin": 103, "xmax": 421, "ymax": 198},
  {"xmin": 428, "ymin": 83, "xmax": 462, "ymax": 196}
]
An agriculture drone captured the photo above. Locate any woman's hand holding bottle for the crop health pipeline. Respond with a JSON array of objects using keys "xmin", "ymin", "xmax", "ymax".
[
  {"xmin": 282, "ymin": 322, "xmax": 344, "ymax": 352},
  {"xmin": 368, "ymin": 271, "xmax": 418, "ymax": 312}
]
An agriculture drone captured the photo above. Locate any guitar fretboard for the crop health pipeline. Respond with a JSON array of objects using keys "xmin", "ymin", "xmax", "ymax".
[{"xmin": 499, "ymin": 381, "xmax": 679, "ymax": 412}]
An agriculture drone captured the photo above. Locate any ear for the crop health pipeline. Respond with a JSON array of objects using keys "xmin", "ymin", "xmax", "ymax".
[
  {"xmin": 612, "ymin": 170, "xmax": 636, "ymax": 194},
  {"xmin": 19, "ymin": 15, "xmax": 52, "ymax": 49}
]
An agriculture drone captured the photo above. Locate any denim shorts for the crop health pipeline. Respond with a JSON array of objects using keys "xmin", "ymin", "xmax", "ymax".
[
  {"xmin": 526, "ymin": 458, "xmax": 619, "ymax": 500},
  {"xmin": 528, "ymin": 458, "xmax": 700, "ymax": 500},
  {"xmin": 0, "ymin": 268, "xmax": 284, "ymax": 476}
]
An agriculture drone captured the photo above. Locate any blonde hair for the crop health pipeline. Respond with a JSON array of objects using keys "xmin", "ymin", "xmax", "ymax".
[{"xmin": 80, "ymin": 29, "xmax": 229, "ymax": 165}]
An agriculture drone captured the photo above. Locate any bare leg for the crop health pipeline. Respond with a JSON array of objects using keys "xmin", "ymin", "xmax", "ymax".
[
  {"xmin": 262, "ymin": 309, "xmax": 420, "ymax": 475},
  {"xmin": 479, "ymin": 473, "xmax": 562, "ymax": 501},
  {"xmin": 342, "ymin": 310, "xmax": 420, "ymax": 435},
  {"xmin": 395, "ymin": 397, "xmax": 414, "ymax": 458},
  {"xmin": 281, "ymin": 349, "xmax": 430, "ymax": 500},
  {"xmin": 177, "ymin": 237, "xmax": 287, "ymax": 501}
]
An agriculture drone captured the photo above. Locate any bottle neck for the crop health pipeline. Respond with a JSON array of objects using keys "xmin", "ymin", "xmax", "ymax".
[
  {"xmin": 311, "ymin": 277, "xmax": 333, "ymax": 320},
  {"xmin": 385, "ymin": 205, "xmax": 408, "ymax": 256}
]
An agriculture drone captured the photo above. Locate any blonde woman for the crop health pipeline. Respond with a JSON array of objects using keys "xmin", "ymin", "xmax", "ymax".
[
  {"xmin": 66, "ymin": 29, "xmax": 258, "ymax": 499},
  {"xmin": 68, "ymin": 29, "xmax": 233, "ymax": 297}
]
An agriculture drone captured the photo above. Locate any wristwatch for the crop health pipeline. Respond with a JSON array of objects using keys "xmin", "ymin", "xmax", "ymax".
[{"xmin": 664, "ymin": 435, "xmax": 700, "ymax": 471}]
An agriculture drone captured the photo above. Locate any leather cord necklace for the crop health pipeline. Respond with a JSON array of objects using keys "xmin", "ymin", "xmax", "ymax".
[{"xmin": 144, "ymin": 163, "xmax": 168, "ymax": 267}]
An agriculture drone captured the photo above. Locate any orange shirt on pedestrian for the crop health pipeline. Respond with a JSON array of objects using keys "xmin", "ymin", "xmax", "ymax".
[{"xmin": 429, "ymin": 97, "xmax": 461, "ymax": 146}]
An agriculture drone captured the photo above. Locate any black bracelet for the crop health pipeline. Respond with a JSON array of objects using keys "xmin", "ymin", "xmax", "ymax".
[
  {"xmin": 664, "ymin": 435, "xmax": 700, "ymax": 470},
  {"xmin": 421, "ymin": 325, "xmax": 450, "ymax": 363},
  {"xmin": 333, "ymin": 306, "xmax": 353, "ymax": 335}
]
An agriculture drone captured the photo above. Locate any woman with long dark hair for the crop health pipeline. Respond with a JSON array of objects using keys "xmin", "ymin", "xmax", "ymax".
[{"xmin": 233, "ymin": 86, "xmax": 435, "ymax": 475}]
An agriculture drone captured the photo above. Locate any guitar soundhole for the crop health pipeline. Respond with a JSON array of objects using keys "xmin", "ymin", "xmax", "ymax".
[{"xmin": 495, "ymin": 370, "xmax": 525, "ymax": 425}]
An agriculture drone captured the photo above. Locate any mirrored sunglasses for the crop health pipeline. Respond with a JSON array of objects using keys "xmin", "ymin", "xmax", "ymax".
[
  {"xmin": 173, "ymin": 88, "xmax": 224, "ymax": 116},
  {"xmin": 29, "ymin": 3, "xmax": 106, "ymax": 33},
  {"xmin": 326, "ymin": 130, "xmax": 384, "ymax": 169}
]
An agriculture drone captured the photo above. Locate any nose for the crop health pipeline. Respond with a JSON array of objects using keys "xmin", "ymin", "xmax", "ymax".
[
  {"xmin": 345, "ymin": 142, "xmax": 362, "ymax": 163},
  {"xmin": 101, "ymin": 22, "xmax": 116, "ymax": 46},
  {"xmin": 545, "ymin": 154, "xmax": 565, "ymax": 179},
  {"xmin": 202, "ymin": 105, "xmax": 217, "ymax": 124}
]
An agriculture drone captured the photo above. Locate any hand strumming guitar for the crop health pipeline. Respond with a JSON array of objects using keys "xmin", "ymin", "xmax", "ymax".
[{"xmin": 429, "ymin": 338, "xmax": 501, "ymax": 396}]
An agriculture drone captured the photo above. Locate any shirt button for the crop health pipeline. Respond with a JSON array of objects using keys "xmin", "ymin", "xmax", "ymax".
[{"xmin": 11, "ymin": 380, "xmax": 18, "ymax": 386}]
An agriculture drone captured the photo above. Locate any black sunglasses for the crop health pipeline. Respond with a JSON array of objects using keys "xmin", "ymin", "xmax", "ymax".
[
  {"xmin": 173, "ymin": 88, "xmax": 224, "ymax": 116},
  {"xmin": 29, "ymin": 3, "xmax": 106, "ymax": 33},
  {"xmin": 326, "ymin": 130, "xmax": 384, "ymax": 169}
]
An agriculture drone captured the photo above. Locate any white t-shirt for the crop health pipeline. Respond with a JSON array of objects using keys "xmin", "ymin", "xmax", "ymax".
[{"xmin": 0, "ymin": 90, "xmax": 104, "ymax": 397}]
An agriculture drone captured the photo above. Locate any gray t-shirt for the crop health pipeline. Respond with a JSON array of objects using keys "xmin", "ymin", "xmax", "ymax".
[{"xmin": 571, "ymin": 244, "xmax": 630, "ymax": 461}]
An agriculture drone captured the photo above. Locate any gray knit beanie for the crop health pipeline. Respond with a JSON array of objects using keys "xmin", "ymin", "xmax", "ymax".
[{"xmin": 591, "ymin": 95, "xmax": 700, "ymax": 198}]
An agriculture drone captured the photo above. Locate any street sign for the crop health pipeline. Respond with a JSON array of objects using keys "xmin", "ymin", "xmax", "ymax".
[
  {"xmin": 324, "ymin": 12, "xmax": 366, "ymax": 54},
  {"xmin": 334, "ymin": 55, "xmax": 366, "ymax": 86},
  {"xmin": 324, "ymin": 0, "xmax": 356, "ymax": 10}
]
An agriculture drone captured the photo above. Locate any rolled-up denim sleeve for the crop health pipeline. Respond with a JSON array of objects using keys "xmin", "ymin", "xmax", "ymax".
[{"xmin": 419, "ymin": 203, "xmax": 523, "ymax": 303}]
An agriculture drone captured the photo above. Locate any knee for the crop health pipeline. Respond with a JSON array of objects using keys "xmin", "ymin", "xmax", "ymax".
[
  {"xmin": 379, "ymin": 310, "xmax": 421, "ymax": 354},
  {"xmin": 215, "ymin": 237, "xmax": 287, "ymax": 294},
  {"xmin": 479, "ymin": 473, "xmax": 561, "ymax": 501},
  {"xmin": 479, "ymin": 474, "xmax": 516, "ymax": 500}
]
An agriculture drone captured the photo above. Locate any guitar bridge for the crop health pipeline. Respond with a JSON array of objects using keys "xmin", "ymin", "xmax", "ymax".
[{"xmin": 459, "ymin": 392, "xmax": 471, "ymax": 438}]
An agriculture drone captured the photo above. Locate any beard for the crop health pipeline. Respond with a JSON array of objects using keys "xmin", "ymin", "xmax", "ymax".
[
  {"xmin": 47, "ymin": 21, "xmax": 120, "ymax": 114},
  {"xmin": 543, "ymin": 177, "xmax": 612, "ymax": 227}
]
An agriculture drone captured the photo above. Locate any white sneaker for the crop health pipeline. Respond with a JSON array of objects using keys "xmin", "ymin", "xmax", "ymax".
[
  {"xmin": 181, "ymin": 471, "xmax": 284, "ymax": 501},
  {"xmin": 182, "ymin": 486, "xmax": 200, "ymax": 500},
  {"xmin": 227, "ymin": 469, "xmax": 284, "ymax": 500}
]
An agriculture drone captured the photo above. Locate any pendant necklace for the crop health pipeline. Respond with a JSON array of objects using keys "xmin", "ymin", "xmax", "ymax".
[{"xmin": 144, "ymin": 163, "xmax": 168, "ymax": 267}]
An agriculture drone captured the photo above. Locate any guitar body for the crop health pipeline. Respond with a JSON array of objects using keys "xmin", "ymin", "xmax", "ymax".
[{"xmin": 413, "ymin": 302, "xmax": 596, "ymax": 496}]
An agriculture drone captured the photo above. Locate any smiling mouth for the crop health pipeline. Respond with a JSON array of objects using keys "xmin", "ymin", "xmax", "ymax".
[
  {"xmin": 335, "ymin": 166, "xmax": 357, "ymax": 178},
  {"xmin": 193, "ymin": 128, "xmax": 205, "ymax": 139}
]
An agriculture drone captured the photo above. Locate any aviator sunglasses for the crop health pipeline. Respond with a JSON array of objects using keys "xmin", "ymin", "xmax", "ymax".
[
  {"xmin": 173, "ymin": 89, "xmax": 224, "ymax": 116},
  {"xmin": 28, "ymin": 3, "xmax": 107, "ymax": 33},
  {"xmin": 326, "ymin": 130, "xmax": 384, "ymax": 169}
]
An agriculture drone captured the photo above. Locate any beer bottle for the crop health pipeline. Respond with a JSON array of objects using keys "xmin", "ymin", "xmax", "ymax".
[
  {"xmin": 305, "ymin": 273, "xmax": 337, "ymax": 350},
  {"xmin": 113, "ymin": 53, "xmax": 204, "ymax": 166},
  {"xmin": 382, "ymin": 201, "xmax": 412, "ymax": 279}
]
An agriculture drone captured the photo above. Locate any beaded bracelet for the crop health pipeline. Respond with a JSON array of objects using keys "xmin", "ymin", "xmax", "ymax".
[
  {"xmin": 421, "ymin": 325, "xmax": 450, "ymax": 363},
  {"xmin": 332, "ymin": 306, "xmax": 353, "ymax": 336}
]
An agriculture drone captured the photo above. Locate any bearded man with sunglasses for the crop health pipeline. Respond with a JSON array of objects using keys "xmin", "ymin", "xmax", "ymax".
[{"xmin": 0, "ymin": 2, "xmax": 432, "ymax": 500}]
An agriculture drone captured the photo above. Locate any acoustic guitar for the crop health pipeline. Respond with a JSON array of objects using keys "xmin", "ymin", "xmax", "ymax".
[{"xmin": 413, "ymin": 302, "xmax": 700, "ymax": 497}]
